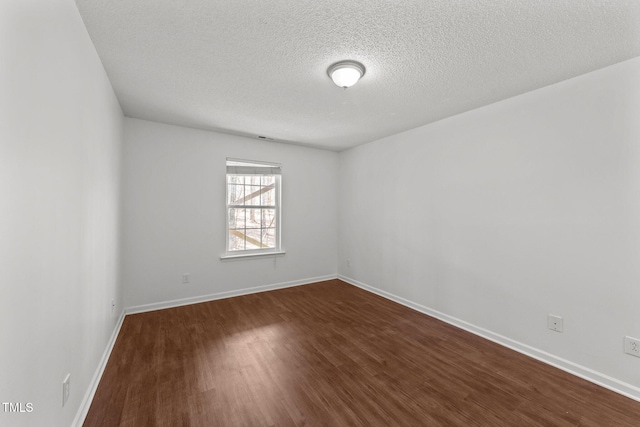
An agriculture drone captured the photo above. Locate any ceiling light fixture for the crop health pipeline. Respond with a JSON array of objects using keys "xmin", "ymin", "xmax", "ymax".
[{"xmin": 327, "ymin": 60, "xmax": 365, "ymax": 88}]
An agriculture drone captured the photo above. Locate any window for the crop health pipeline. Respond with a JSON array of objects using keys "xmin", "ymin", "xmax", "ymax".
[{"xmin": 225, "ymin": 159, "xmax": 282, "ymax": 256}]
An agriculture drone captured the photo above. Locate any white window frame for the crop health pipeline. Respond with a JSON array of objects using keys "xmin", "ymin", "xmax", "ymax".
[{"xmin": 221, "ymin": 158, "xmax": 284, "ymax": 260}]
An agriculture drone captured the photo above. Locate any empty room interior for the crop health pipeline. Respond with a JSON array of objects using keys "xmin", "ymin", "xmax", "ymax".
[{"xmin": 3, "ymin": 0, "xmax": 640, "ymax": 426}]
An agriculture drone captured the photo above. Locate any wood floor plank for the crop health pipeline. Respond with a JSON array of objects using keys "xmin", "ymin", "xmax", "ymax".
[{"xmin": 84, "ymin": 279, "xmax": 640, "ymax": 426}]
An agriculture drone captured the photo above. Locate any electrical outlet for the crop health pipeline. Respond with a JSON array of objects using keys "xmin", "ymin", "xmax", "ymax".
[
  {"xmin": 548, "ymin": 314, "xmax": 563, "ymax": 332},
  {"xmin": 347, "ymin": 258, "xmax": 351, "ymax": 268},
  {"xmin": 62, "ymin": 374, "xmax": 70, "ymax": 407},
  {"xmin": 182, "ymin": 273, "xmax": 190, "ymax": 284},
  {"xmin": 624, "ymin": 336, "xmax": 640, "ymax": 358}
]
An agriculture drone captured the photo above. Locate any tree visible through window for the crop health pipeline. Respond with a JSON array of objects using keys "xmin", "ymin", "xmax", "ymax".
[{"xmin": 226, "ymin": 159, "xmax": 281, "ymax": 253}]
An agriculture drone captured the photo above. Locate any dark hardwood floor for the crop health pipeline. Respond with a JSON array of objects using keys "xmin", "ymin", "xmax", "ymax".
[{"xmin": 84, "ymin": 279, "xmax": 640, "ymax": 426}]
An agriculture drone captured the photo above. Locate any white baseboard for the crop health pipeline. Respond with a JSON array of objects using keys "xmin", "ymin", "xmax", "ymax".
[
  {"xmin": 338, "ymin": 274, "xmax": 640, "ymax": 403},
  {"xmin": 72, "ymin": 309, "xmax": 126, "ymax": 427},
  {"xmin": 125, "ymin": 274, "xmax": 338, "ymax": 315},
  {"xmin": 72, "ymin": 273, "xmax": 639, "ymax": 427}
]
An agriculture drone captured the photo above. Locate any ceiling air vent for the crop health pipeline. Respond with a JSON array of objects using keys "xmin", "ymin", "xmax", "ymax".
[{"xmin": 257, "ymin": 135, "xmax": 275, "ymax": 141}]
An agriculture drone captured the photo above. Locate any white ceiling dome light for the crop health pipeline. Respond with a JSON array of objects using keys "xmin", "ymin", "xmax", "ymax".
[{"xmin": 327, "ymin": 60, "xmax": 365, "ymax": 88}]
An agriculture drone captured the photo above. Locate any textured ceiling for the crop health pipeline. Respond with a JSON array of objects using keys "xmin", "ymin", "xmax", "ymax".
[{"xmin": 74, "ymin": 0, "xmax": 640, "ymax": 151}]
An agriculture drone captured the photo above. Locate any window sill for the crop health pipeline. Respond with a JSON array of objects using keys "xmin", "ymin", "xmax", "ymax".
[{"xmin": 220, "ymin": 251, "xmax": 286, "ymax": 261}]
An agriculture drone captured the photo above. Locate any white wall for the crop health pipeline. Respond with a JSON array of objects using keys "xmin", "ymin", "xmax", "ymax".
[
  {"xmin": 339, "ymin": 57, "xmax": 640, "ymax": 397},
  {"xmin": 2, "ymin": 2, "xmax": 636, "ymax": 424},
  {"xmin": 122, "ymin": 118, "xmax": 338, "ymax": 309},
  {"xmin": 0, "ymin": 1, "xmax": 124, "ymax": 426}
]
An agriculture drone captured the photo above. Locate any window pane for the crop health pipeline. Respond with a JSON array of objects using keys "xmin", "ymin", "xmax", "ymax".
[
  {"xmin": 228, "ymin": 208, "xmax": 245, "ymax": 229},
  {"xmin": 262, "ymin": 228, "xmax": 276, "ymax": 248},
  {"xmin": 260, "ymin": 186, "xmax": 275, "ymax": 206},
  {"xmin": 228, "ymin": 175, "xmax": 244, "ymax": 185},
  {"xmin": 228, "ymin": 230, "xmax": 245, "ymax": 251},
  {"xmin": 244, "ymin": 186, "xmax": 260, "ymax": 205},
  {"xmin": 228, "ymin": 184, "xmax": 244, "ymax": 205},
  {"xmin": 245, "ymin": 208, "xmax": 261, "ymax": 228},
  {"xmin": 261, "ymin": 209, "xmax": 276, "ymax": 227},
  {"xmin": 262, "ymin": 175, "xmax": 274, "ymax": 186},
  {"xmin": 245, "ymin": 229, "xmax": 263, "ymax": 249}
]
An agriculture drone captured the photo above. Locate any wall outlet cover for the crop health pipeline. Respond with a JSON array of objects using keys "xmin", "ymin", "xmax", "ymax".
[
  {"xmin": 624, "ymin": 336, "xmax": 640, "ymax": 358},
  {"xmin": 62, "ymin": 374, "xmax": 70, "ymax": 407},
  {"xmin": 548, "ymin": 314, "xmax": 563, "ymax": 333}
]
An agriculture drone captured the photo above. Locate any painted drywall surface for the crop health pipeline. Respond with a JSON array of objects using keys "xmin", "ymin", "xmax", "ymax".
[
  {"xmin": 122, "ymin": 118, "xmax": 338, "ymax": 308},
  {"xmin": 338, "ymin": 57, "xmax": 640, "ymax": 389},
  {"xmin": 0, "ymin": 1, "xmax": 124, "ymax": 426}
]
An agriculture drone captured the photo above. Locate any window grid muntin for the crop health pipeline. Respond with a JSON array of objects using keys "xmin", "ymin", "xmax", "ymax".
[{"xmin": 226, "ymin": 172, "xmax": 279, "ymax": 253}]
